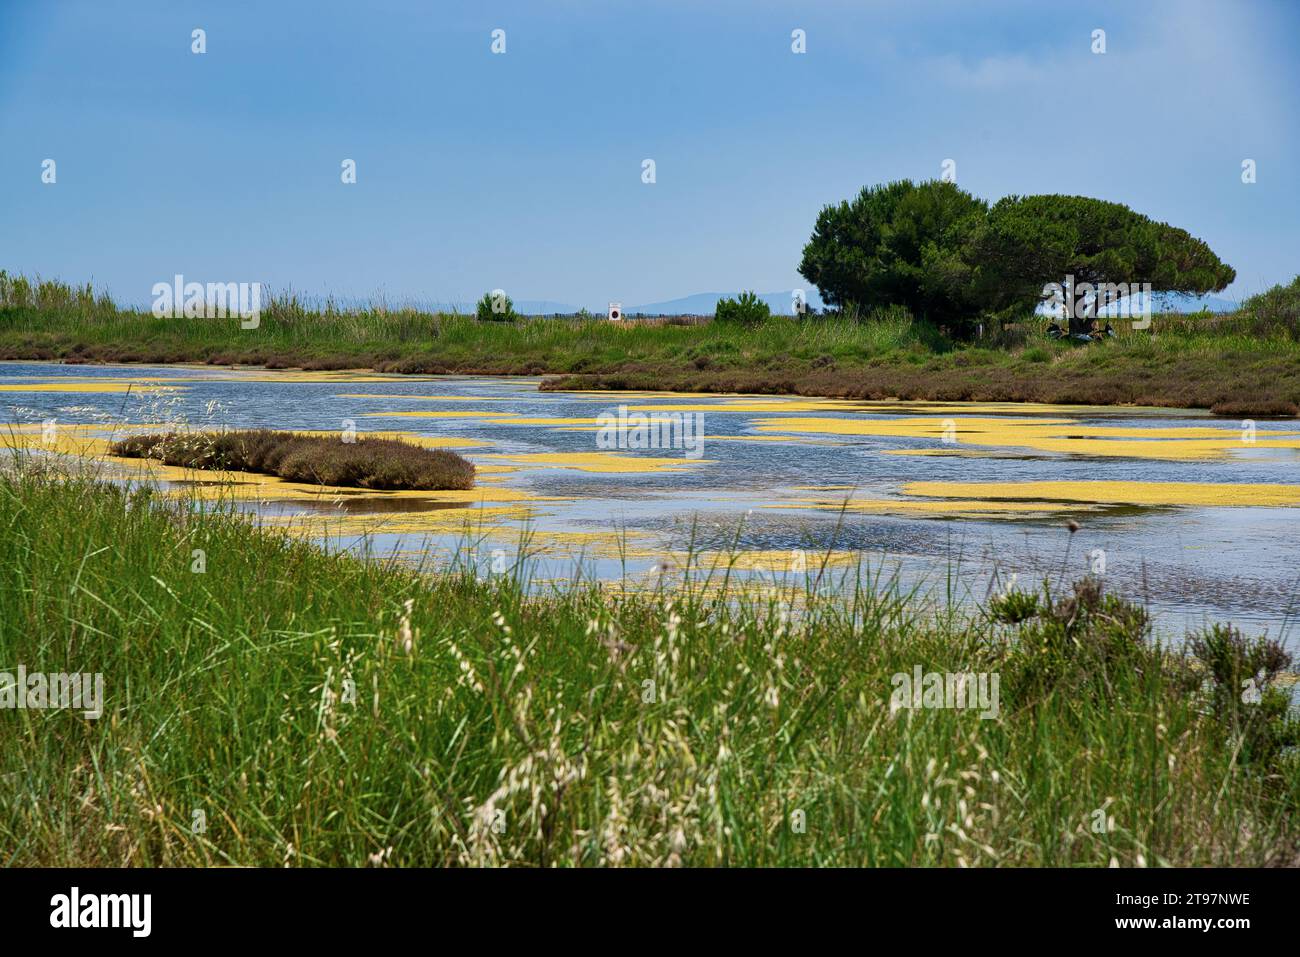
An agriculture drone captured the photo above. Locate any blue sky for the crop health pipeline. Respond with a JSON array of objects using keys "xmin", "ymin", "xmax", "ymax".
[{"xmin": 1, "ymin": 0, "xmax": 1297, "ymax": 309}]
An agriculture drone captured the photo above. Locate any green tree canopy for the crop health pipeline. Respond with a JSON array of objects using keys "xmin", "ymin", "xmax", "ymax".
[
  {"xmin": 975, "ymin": 194, "xmax": 1237, "ymax": 330},
  {"xmin": 797, "ymin": 180, "xmax": 987, "ymax": 331},
  {"xmin": 799, "ymin": 183, "xmax": 1236, "ymax": 337}
]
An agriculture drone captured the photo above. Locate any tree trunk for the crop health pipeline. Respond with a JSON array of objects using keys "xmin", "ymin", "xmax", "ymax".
[{"xmin": 1068, "ymin": 278, "xmax": 1105, "ymax": 337}]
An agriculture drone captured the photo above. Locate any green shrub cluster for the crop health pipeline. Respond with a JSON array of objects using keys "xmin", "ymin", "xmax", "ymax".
[
  {"xmin": 714, "ymin": 290, "xmax": 771, "ymax": 324},
  {"xmin": 991, "ymin": 577, "xmax": 1299, "ymax": 766}
]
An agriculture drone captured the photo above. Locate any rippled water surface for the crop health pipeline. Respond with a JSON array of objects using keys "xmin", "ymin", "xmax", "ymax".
[{"xmin": 5, "ymin": 361, "xmax": 1299, "ymax": 644}]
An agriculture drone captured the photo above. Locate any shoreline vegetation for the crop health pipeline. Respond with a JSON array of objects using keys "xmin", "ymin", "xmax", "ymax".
[
  {"xmin": 110, "ymin": 429, "xmax": 475, "ymax": 491},
  {"xmin": 3, "ymin": 272, "xmax": 1300, "ymax": 416},
  {"xmin": 1, "ymin": 464, "xmax": 1297, "ymax": 866}
]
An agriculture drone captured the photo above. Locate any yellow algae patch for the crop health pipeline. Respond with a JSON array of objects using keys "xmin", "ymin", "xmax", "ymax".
[
  {"xmin": 4, "ymin": 423, "xmax": 489, "ymax": 459},
  {"xmin": 530, "ymin": 528, "xmax": 649, "ymax": 546},
  {"xmin": 885, "ymin": 449, "xmax": 1036, "ymax": 459},
  {"xmin": 902, "ymin": 480, "xmax": 1300, "ymax": 508},
  {"xmin": 279, "ymin": 429, "xmax": 488, "ymax": 450},
  {"xmin": 496, "ymin": 416, "xmax": 603, "ymax": 426},
  {"xmin": 0, "ymin": 381, "xmax": 182, "ymax": 393},
  {"xmin": 373, "ymin": 433, "xmax": 486, "ymax": 449},
  {"xmin": 263, "ymin": 504, "xmax": 537, "ymax": 538},
  {"xmin": 563, "ymin": 390, "xmax": 748, "ymax": 401},
  {"xmin": 36, "ymin": 371, "xmax": 409, "ymax": 385},
  {"xmin": 0, "ymin": 375, "xmax": 178, "ymax": 383},
  {"xmin": 472, "ymin": 528, "xmax": 653, "ymax": 561},
  {"xmin": 621, "ymin": 399, "xmax": 854, "ymax": 414},
  {"xmin": 3, "ymin": 421, "xmax": 102, "ymax": 434},
  {"xmin": 680, "ymin": 549, "xmax": 866, "ymax": 573},
  {"xmin": 754, "ymin": 415, "xmax": 1300, "ymax": 461},
  {"xmin": 360, "ymin": 410, "xmax": 607, "ymax": 428},
  {"xmin": 1, "ymin": 424, "xmax": 116, "ymax": 459},
  {"xmin": 337, "ymin": 393, "xmax": 517, "ymax": 401},
  {"xmin": 1030, "ymin": 424, "xmax": 1299, "ymax": 439},
  {"xmin": 848, "ymin": 401, "xmax": 1161, "ymax": 416},
  {"xmin": 773, "ymin": 497, "xmax": 1091, "ymax": 517},
  {"xmin": 360, "ymin": 410, "xmax": 612, "ymax": 428},
  {"xmin": 361, "ymin": 410, "xmax": 516, "ymax": 419},
  {"xmin": 703, "ymin": 434, "xmax": 842, "ymax": 443},
  {"xmin": 566, "ymin": 395, "xmax": 1140, "ymax": 416},
  {"xmin": 92, "ymin": 425, "xmax": 488, "ymax": 451},
  {"xmin": 480, "ymin": 451, "xmax": 711, "ymax": 473},
  {"xmin": 776, "ymin": 478, "xmax": 1300, "ymax": 517},
  {"xmin": 995, "ymin": 436, "xmax": 1300, "ymax": 460},
  {"xmin": 0, "ymin": 371, "xmax": 406, "ymax": 386},
  {"xmin": 148, "ymin": 472, "xmax": 558, "ymax": 505},
  {"xmin": 200, "ymin": 371, "xmax": 410, "ymax": 383},
  {"xmin": 756, "ymin": 415, "xmax": 1074, "ymax": 437},
  {"xmin": 482, "ymin": 417, "xmax": 602, "ymax": 427}
]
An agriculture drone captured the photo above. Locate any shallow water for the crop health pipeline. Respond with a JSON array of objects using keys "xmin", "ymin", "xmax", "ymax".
[{"xmin": 4, "ymin": 361, "xmax": 1300, "ymax": 645}]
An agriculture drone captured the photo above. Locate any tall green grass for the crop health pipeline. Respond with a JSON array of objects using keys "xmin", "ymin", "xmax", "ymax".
[
  {"xmin": 2, "ymin": 269, "xmax": 1299, "ymax": 411},
  {"xmin": 1, "ymin": 463, "xmax": 1296, "ymax": 866},
  {"xmin": 0, "ymin": 274, "xmax": 942, "ymax": 371}
]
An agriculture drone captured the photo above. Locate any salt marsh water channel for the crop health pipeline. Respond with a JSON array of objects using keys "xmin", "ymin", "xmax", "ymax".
[{"xmin": 4, "ymin": 361, "xmax": 1300, "ymax": 645}]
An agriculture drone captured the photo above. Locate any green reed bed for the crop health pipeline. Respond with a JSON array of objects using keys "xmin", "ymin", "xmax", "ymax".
[
  {"xmin": 110, "ymin": 429, "xmax": 475, "ymax": 491},
  {"xmin": 0, "ymin": 465, "xmax": 1296, "ymax": 867},
  {"xmin": 3, "ymin": 272, "xmax": 1299, "ymax": 414}
]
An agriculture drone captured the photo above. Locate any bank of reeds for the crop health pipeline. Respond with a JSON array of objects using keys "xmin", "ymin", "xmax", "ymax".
[
  {"xmin": 1, "ymin": 464, "xmax": 1296, "ymax": 866},
  {"xmin": 3, "ymin": 271, "xmax": 1298, "ymax": 414}
]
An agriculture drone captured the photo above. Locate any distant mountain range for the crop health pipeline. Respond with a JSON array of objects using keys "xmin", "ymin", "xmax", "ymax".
[
  {"xmin": 624, "ymin": 290, "xmax": 828, "ymax": 316},
  {"xmin": 1039, "ymin": 291, "xmax": 1240, "ymax": 318},
  {"xmin": 1148, "ymin": 293, "xmax": 1239, "ymax": 313}
]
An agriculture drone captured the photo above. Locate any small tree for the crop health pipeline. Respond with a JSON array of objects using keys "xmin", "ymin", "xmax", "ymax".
[
  {"xmin": 714, "ymin": 291, "xmax": 770, "ymax": 324},
  {"xmin": 475, "ymin": 290, "xmax": 518, "ymax": 322}
]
